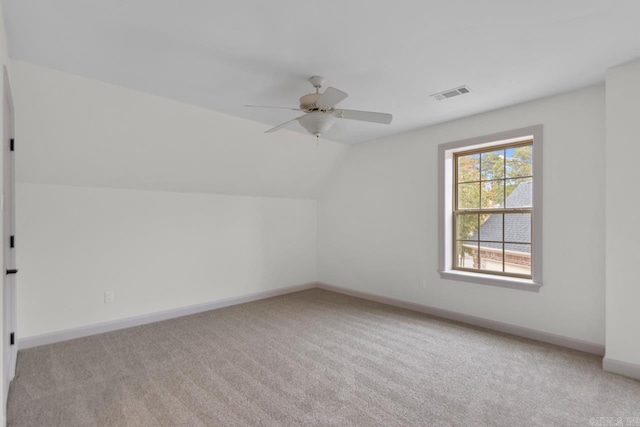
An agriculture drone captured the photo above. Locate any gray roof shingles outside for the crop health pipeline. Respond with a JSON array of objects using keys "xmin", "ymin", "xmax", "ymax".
[{"xmin": 469, "ymin": 181, "xmax": 532, "ymax": 254}]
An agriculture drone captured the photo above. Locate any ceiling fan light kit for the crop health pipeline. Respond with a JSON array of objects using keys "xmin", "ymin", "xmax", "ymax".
[
  {"xmin": 299, "ymin": 112, "xmax": 335, "ymax": 137},
  {"xmin": 246, "ymin": 76, "xmax": 393, "ymax": 140}
]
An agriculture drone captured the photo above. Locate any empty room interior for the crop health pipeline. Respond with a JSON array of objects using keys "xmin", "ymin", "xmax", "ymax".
[{"xmin": 0, "ymin": 1, "xmax": 640, "ymax": 426}]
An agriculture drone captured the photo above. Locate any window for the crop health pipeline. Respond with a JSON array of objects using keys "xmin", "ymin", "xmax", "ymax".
[
  {"xmin": 454, "ymin": 141, "xmax": 532, "ymax": 277},
  {"xmin": 438, "ymin": 126, "xmax": 542, "ymax": 291}
]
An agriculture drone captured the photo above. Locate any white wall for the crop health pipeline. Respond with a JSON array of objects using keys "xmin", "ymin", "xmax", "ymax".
[
  {"xmin": 605, "ymin": 57, "xmax": 640, "ymax": 367},
  {"xmin": 17, "ymin": 183, "xmax": 317, "ymax": 338},
  {"xmin": 319, "ymin": 85, "xmax": 606, "ymax": 345},
  {"xmin": 9, "ymin": 60, "xmax": 338, "ymax": 340}
]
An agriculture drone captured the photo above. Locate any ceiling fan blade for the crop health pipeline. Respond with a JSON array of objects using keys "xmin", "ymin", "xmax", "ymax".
[
  {"xmin": 318, "ymin": 87, "xmax": 348, "ymax": 108},
  {"xmin": 264, "ymin": 115, "xmax": 306, "ymax": 133},
  {"xmin": 245, "ymin": 105, "xmax": 302, "ymax": 111},
  {"xmin": 336, "ymin": 109, "xmax": 393, "ymax": 124}
]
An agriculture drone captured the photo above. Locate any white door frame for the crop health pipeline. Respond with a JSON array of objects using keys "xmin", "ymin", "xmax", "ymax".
[{"xmin": 2, "ymin": 64, "xmax": 17, "ymax": 419}]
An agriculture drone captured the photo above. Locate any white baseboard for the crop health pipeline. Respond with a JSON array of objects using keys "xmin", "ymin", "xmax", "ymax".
[
  {"xmin": 18, "ymin": 282, "xmax": 316, "ymax": 350},
  {"xmin": 603, "ymin": 357, "xmax": 640, "ymax": 380},
  {"xmin": 316, "ymin": 282, "xmax": 605, "ymax": 356},
  {"xmin": 18, "ymin": 281, "xmax": 606, "ymax": 359}
]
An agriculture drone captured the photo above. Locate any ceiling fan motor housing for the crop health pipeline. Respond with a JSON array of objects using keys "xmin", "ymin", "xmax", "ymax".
[{"xmin": 299, "ymin": 93, "xmax": 324, "ymax": 111}]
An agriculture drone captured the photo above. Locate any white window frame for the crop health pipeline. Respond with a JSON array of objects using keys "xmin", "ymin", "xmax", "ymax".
[{"xmin": 438, "ymin": 125, "xmax": 543, "ymax": 291}]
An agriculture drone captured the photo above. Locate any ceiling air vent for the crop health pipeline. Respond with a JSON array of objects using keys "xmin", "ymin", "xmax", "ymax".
[{"xmin": 431, "ymin": 85, "xmax": 471, "ymax": 101}]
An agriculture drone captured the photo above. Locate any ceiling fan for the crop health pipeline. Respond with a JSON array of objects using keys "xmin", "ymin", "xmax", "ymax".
[{"xmin": 246, "ymin": 76, "xmax": 393, "ymax": 139}]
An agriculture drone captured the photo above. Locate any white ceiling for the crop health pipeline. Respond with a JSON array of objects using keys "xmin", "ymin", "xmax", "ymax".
[{"xmin": 3, "ymin": 0, "xmax": 640, "ymax": 144}]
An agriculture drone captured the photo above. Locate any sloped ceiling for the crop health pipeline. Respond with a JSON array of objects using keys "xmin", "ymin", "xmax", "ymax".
[
  {"xmin": 10, "ymin": 60, "xmax": 348, "ymax": 199},
  {"xmin": 3, "ymin": 0, "xmax": 640, "ymax": 144}
]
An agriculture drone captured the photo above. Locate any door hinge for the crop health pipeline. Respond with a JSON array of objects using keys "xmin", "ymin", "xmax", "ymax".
[
  {"xmin": 10, "ymin": 235, "xmax": 14, "ymax": 248},
  {"xmin": 10, "ymin": 138, "xmax": 14, "ymax": 151},
  {"xmin": 10, "ymin": 333, "xmax": 14, "ymax": 346},
  {"xmin": 6, "ymin": 269, "xmax": 17, "ymax": 275}
]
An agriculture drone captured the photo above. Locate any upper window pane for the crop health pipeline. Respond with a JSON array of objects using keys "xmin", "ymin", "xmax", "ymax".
[
  {"xmin": 505, "ymin": 178, "xmax": 532, "ymax": 208},
  {"xmin": 481, "ymin": 180, "xmax": 504, "ymax": 209},
  {"xmin": 481, "ymin": 150, "xmax": 505, "ymax": 181},
  {"xmin": 506, "ymin": 145, "xmax": 532, "ymax": 178},
  {"xmin": 457, "ymin": 154, "xmax": 480, "ymax": 183},
  {"xmin": 457, "ymin": 182, "xmax": 480, "ymax": 209}
]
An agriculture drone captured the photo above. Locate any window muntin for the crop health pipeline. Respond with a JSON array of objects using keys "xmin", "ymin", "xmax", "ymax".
[{"xmin": 453, "ymin": 141, "xmax": 533, "ymax": 279}]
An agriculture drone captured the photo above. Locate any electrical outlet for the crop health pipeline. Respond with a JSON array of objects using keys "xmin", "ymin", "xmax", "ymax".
[{"xmin": 104, "ymin": 291, "xmax": 114, "ymax": 304}]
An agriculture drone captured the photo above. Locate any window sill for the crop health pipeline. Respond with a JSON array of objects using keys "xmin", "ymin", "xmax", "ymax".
[{"xmin": 439, "ymin": 270, "xmax": 542, "ymax": 292}]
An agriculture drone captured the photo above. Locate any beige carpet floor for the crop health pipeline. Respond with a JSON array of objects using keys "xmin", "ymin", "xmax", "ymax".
[{"xmin": 7, "ymin": 289, "xmax": 640, "ymax": 426}]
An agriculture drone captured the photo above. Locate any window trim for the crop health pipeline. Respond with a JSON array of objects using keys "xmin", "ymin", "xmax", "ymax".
[{"xmin": 438, "ymin": 125, "xmax": 543, "ymax": 291}]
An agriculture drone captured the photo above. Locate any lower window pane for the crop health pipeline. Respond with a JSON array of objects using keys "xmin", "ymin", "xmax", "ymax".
[
  {"xmin": 479, "ymin": 242, "xmax": 503, "ymax": 272},
  {"xmin": 456, "ymin": 214, "xmax": 479, "ymax": 241},
  {"xmin": 479, "ymin": 213, "xmax": 502, "ymax": 242},
  {"xmin": 505, "ymin": 243, "xmax": 531, "ymax": 276},
  {"xmin": 456, "ymin": 241, "xmax": 478, "ymax": 269},
  {"xmin": 505, "ymin": 213, "xmax": 531, "ymax": 243}
]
